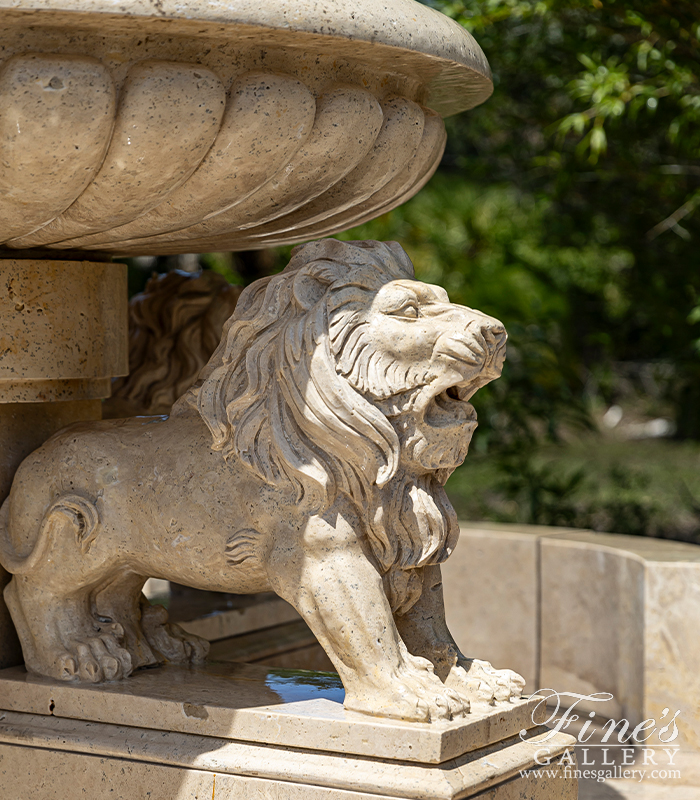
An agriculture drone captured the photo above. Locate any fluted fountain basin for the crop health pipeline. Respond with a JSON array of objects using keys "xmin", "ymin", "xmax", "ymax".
[{"xmin": 0, "ymin": 0, "xmax": 492, "ymax": 256}]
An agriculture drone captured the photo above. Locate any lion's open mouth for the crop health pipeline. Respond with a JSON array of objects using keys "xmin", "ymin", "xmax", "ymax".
[{"xmin": 430, "ymin": 383, "xmax": 477, "ymax": 425}]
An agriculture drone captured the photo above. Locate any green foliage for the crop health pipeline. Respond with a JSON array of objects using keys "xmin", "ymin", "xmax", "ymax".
[
  {"xmin": 421, "ymin": 0, "xmax": 700, "ymax": 440},
  {"xmin": 494, "ymin": 453, "xmax": 661, "ymax": 535},
  {"xmin": 446, "ymin": 438, "xmax": 700, "ymax": 542}
]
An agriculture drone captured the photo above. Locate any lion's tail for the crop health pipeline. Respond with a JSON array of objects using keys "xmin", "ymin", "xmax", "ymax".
[{"xmin": 0, "ymin": 494, "xmax": 99, "ymax": 575}]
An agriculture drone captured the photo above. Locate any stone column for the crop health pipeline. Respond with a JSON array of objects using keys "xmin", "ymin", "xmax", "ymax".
[{"xmin": 0, "ymin": 258, "xmax": 128, "ymax": 667}]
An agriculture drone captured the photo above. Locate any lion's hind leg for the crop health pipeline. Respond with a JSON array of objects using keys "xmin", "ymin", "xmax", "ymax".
[
  {"xmin": 4, "ymin": 576, "xmax": 132, "ymax": 682},
  {"xmin": 139, "ymin": 598, "xmax": 209, "ymax": 665},
  {"xmin": 94, "ymin": 572, "xmax": 209, "ymax": 669},
  {"xmin": 2, "ymin": 495, "xmax": 132, "ymax": 683}
]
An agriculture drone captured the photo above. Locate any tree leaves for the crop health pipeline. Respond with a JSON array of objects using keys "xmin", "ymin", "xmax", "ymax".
[{"xmin": 422, "ymin": 0, "xmax": 700, "ymax": 436}]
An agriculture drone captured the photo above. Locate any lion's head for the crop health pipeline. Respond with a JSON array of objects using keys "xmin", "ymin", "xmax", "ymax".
[{"xmin": 186, "ymin": 239, "xmax": 506, "ymax": 613}]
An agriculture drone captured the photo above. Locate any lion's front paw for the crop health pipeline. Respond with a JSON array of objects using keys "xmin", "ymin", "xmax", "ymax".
[
  {"xmin": 345, "ymin": 653, "xmax": 470, "ymax": 723},
  {"xmin": 447, "ymin": 658, "xmax": 525, "ymax": 704},
  {"xmin": 140, "ymin": 603, "xmax": 210, "ymax": 664}
]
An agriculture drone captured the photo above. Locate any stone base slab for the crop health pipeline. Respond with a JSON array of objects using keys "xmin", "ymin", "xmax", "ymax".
[
  {"xmin": 0, "ymin": 662, "xmax": 577, "ymax": 797},
  {"xmin": 0, "ymin": 709, "xmax": 577, "ymax": 799},
  {"xmin": 0, "ymin": 661, "xmax": 541, "ymax": 764}
]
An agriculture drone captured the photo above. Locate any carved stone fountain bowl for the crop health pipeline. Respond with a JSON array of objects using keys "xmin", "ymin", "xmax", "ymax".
[{"xmin": 0, "ymin": 0, "xmax": 492, "ymax": 256}]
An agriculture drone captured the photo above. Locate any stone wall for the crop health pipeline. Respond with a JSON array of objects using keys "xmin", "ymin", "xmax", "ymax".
[{"xmin": 442, "ymin": 522, "xmax": 700, "ymax": 751}]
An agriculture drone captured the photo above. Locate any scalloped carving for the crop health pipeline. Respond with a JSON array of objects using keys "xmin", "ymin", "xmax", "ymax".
[
  {"xmin": 0, "ymin": 54, "xmax": 115, "ymax": 242},
  {"xmin": 0, "ymin": 56, "xmax": 446, "ymax": 255}
]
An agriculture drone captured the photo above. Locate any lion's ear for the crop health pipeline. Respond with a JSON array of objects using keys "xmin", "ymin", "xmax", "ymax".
[
  {"xmin": 292, "ymin": 272, "xmax": 326, "ymax": 310},
  {"xmin": 292, "ymin": 263, "xmax": 343, "ymax": 310}
]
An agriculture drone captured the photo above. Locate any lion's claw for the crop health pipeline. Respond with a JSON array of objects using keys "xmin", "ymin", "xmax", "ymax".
[
  {"xmin": 448, "ymin": 658, "xmax": 525, "ymax": 704},
  {"xmin": 58, "ymin": 654, "xmax": 77, "ymax": 680},
  {"xmin": 54, "ymin": 631, "xmax": 133, "ymax": 684}
]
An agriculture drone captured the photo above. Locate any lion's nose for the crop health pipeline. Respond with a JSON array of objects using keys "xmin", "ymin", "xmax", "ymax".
[
  {"xmin": 466, "ymin": 314, "xmax": 506, "ymax": 348},
  {"xmin": 480, "ymin": 321, "xmax": 507, "ymax": 352},
  {"xmin": 460, "ymin": 316, "xmax": 507, "ymax": 375},
  {"xmin": 440, "ymin": 314, "xmax": 507, "ymax": 370},
  {"xmin": 478, "ymin": 320, "xmax": 507, "ymax": 377}
]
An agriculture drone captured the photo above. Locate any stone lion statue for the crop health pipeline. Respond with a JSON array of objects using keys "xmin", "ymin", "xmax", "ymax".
[
  {"xmin": 103, "ymin": 269, "xmax": 242, "ymax": 418},
  {"xmin": 0, "ymin": 239, "xmax": 524, "ymax": 722}
]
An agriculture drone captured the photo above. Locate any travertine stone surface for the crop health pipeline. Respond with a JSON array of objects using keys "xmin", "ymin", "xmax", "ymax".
[
  {"xmin": 0, "ymin": 240, "xmax": 525, "ymax": 722},
  {"xmin": 72, "ymin": 73, "xmax": 318, "ymax": 249},
  {"xmin": 0, "ymin": 708, "xmax": 577, "ymax": 799},
  {"xmin": 442, "ymin": 524, "xmax": 541, "ymax": 691},
  {"xmin": 177, "ymin": 595, "xmax": 301, "ymax": 643},
  {"xmin": 0, "ymin": 661, "xmax": 540, "ymax": 764},
  {"xmin": 0, "ymin": 54, "xmax": 115, "ymax": 241},
  {"xmin": 66, "ymin": 84, "xmax": 385, "ymax": 251},
  {"xmin": 0, "ymin": 260, "xmax": 128, "ymax": 402},
  {"xmin": 540, "ymin": 534, "xmax": 645, "ymax": 724},
  {"xmin": 209, "ymin": 618, "xmax": 336, "ymax": 670},
  {"xmin": 0, "ymin": 0, "xmax": 492, "ymax": 113},
  {"xmin": 541, "ymin": 531, "xmax": 700, "ymax": 751},
  {"xmin": 0, "ymin": 0, "xmax": 487, "ymax": 255},
  {"xmin": 0, "ymin": 569, "xmax": 20, "ymax": 670},
  {"xmin": 0, "ymin": 400, "xmax": 103, "ymax": 670},
  {"xmin": 0, "ymin": 257, "xmax": 121, "ymax": 667},
  {"xmin": 477, "ymin": 770, "xmax": 577, "ymax": 800},
  {"xmin": 0, "ymin": 401, "xmax": 102, "ymax": 505},
  {"xmin": 20, "ymin": 60, "xmax": 226, "ymax": 247},
  {"xmin": 645, "ymin": 562, "xmax": 700, "ymax": 751},
  {"xmin": 0, "ymin": 260, "xmax": 128, "ymax": 667},
  {"xmin": 0, "ymin": 259, "xmax": 126, "ymax": 669}
]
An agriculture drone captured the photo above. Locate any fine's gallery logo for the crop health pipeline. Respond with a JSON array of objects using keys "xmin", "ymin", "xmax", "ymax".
[
  {"xmin": 520, "ymin": 690, "xmax": 683, "ymax": 784},
  {"xmin": 525, "ymin": 689, "xmax": 681, "ymax": 745}
]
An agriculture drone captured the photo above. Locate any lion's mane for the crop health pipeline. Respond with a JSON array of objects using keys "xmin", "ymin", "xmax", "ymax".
[
  {"xmin": 186, "ymin": 240, "xmax": 460, "ymax": 613},
  {"xmin": 105, "ymin": 270, "xmax": 241, "ymax": 418}
]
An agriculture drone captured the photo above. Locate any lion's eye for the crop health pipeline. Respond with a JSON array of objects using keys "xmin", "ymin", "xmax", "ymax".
[{"xmin": 393, "ymin": 303, "xmax": 419, "ymax": 319}]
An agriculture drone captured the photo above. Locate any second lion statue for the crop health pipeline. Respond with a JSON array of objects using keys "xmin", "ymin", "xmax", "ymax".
[{"xmin": 0, "ymin": 239, "xmax": 524, "ymax": 722}]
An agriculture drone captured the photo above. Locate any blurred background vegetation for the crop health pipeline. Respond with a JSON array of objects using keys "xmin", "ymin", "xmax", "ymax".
[{"xmin": 123, "ymin": 0, "xmax": 700, "ymax": 542}]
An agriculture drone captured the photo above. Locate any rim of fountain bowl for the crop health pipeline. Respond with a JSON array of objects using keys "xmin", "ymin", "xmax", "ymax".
[{"xmin": 0, "ymin": 0, "xmax": 493, "ymax": 117}]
